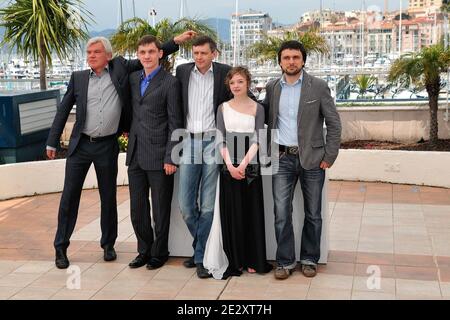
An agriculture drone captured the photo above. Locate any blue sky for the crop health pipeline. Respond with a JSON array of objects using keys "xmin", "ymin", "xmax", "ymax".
[{"xmin": 83, "ymin": 0, "xmax": 409, "ymax": 30}]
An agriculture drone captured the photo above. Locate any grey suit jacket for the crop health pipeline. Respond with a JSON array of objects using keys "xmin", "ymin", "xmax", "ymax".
[
  {"xmin": 262, "ymin": 70, "xmax": 342, "ymax": 170},
  {"xmin": 126, "ymin": 68, "xmax": 183, "ymax": 170},
  {"xmin": 175, "ymin": 61, "xmax": 232, "ymax": 128}
]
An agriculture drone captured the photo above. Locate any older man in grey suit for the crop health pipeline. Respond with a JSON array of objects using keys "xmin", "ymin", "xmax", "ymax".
[
  {"xmin": 262, "ymin": 40, "xmax": 341, "ymax": 279},
  {"xmin": 126, "ymin": 35, "xmax": 183, "ymax": 270}
]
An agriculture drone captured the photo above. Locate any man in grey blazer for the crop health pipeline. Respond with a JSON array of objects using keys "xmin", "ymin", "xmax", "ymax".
[
  {"xmin": 126, "ymin": 35, "xmax": 183, "ymax": 270},
  {"xmin": 175, "ymin": 36, "xmax": 233, "ymax": 278},
  {"xmin": 262, "ymin": 41, "xmax": 341, "ymax": 279}
]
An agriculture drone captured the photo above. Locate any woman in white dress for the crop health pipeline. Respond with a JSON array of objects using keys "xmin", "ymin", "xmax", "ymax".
[{"xmin": 204, "ymin": 67, "xmax": 272, "ymax": 279}]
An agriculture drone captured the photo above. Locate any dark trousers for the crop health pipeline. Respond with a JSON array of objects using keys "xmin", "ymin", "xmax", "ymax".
[
  {"xmin": 54, "ymin": 135, "xmax": 119, "ymax": 251},
  {"xmin": 272, "ymin": 153, "xmax": 325, "ymax": 267},
  {"xmin": 128, "ymin": 153, "xmax": 174, "ymax": 259}
]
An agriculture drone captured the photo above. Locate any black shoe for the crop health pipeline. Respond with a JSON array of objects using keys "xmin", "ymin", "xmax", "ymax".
[
  {"xmin": 129, "ymin": 254, "xmax": 150, "ymax": 268},
  {"xmin": 55, "ymin": 248, "xmax": 69, "ymax": 269},
  {"xmin": 103, "ymin": 245, "xmax": 117, "ymax": 262},
  {"xmin": 146, "ymin": 257, "xmax": 167, "ymax": 270},
  {"xmin": 183, "ymin": 256, "xmax": 195, "ymax": 268},
  {"xmin": 196, "ymin": 263, "xmax": 211, "ymax": 279}
]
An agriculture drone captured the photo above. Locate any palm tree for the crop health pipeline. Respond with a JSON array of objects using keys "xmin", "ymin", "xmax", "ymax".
[
  {"xmin": 0, "ymin": 0, "xmax": 92, "ymax": 90},
  {"xmin": 111, "ymin": 17, "xmax": 217, "ymax": 71},
  {"xmin": 246, "ymin": 29, "xmax": 330, "ymax": 64},
  {"xmin": 354, "ymin": 74, "xmax": 377, "ymax": 99},
  {"xmin": 388, "ymin": 44, "xmax": 450, "ymax": 145}
]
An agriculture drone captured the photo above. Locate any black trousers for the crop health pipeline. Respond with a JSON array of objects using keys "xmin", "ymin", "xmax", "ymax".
[
  {"xmin": 54, "ymin": 135, "xmax": 119, "ymax": 251},
  {"xmin": 128, "ymin": 153, "xmax": 174, "ymax": 259}
]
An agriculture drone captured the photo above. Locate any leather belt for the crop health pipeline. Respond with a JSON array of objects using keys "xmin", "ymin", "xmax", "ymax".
[
  {"xmin": 82, "ymin": 133, "xmax": 116, "ymax": 142},
  {"xmin": 279, "ymin": 144, "xmax": 299, "ymax": 155}
]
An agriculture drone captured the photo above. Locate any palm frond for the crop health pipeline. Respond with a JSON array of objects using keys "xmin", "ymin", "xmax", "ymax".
[
  {"xmin": 0, "ymin": 0, "xmax": 92, "ymax": 65},
  {"xmin": 110, "ymin": 16, "xmax": 218, "ymax": 71},
  {"xmin": 246, "ymin": 29, "xmax": 329, "ymax": 63},
  {"xmin": 387, "ymin": 43, "xmax": 450, "ymax": 144}
]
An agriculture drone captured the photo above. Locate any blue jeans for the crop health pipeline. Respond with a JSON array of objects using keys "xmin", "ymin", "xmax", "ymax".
[
  {"xmin": 272, "ymin": 152, "xmax": 325, "ymax": 268},
  {"xmin": 178, "ymin": 137, "xmax": 219, "ymax": 264}
]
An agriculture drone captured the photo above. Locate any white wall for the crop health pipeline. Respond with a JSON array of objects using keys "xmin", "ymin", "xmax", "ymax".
[
  {"xmin": 0, "ymin": 153, "xmax": 129, "ymax": 200},
  {"xmin": 328, "ymin": 149, "xmax": 450, "ymax": 188},
  {"xmin": 339, "ymin": 105, "xmax": 450, "ymax": 142}
]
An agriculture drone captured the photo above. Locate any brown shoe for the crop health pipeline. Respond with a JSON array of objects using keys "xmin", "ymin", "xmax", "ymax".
[
  {"xmin": 301, "ymin": 264, "xmax": 317, "ymax": 277},
  {"xmin": 274, "ymin": 267, "xmax": 292, "ymax": 280}
]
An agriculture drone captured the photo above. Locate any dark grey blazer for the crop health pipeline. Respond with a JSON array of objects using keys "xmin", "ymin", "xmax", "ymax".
[
  {"xmin": 262, "ymin": 70, "xmax": 342, "ymax": 169},
  {"xmin": 175, "ymin": 61, "xmax": 232, "ymax": 128},
  {"xmin": 46, "ymin": 40, "xmax": 179, "ymax": 156},
  {"xmin": 125, "ymin": 68, "xmax": 183, "ymax": 171}
]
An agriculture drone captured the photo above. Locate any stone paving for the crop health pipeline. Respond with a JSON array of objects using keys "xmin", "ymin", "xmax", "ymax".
[{"xmin": 1, "ymin": 181, "xmax": 450, "ymax": 300}]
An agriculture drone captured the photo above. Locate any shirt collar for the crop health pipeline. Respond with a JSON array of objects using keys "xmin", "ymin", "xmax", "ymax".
[
  {"xmin": 90, "ymin": 65, "xmax": 109, "ymax": 77},
  {"xmin": 193, "ymin": 63, "xmax": 213, "ymax": 74},
  {"xmin": 141, "ymin": 65, "xmax": 161, "ymax": 82},
  {"xmin": 280, "ymin": 70, "xmax": 303, "ymax": 88}
]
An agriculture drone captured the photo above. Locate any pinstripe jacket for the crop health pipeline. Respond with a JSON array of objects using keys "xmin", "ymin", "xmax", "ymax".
[{"xmin": 125, "ymin": 68, "xmax": 183, "ymax": 170}]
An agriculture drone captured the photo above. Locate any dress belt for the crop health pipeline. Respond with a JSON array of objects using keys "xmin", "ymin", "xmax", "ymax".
[
  {"xmin": 81, "ymin": 133, "xmax": 116, "ymax": 142},
  {"xmin": 278, "ymin": 144, "xmax": 299, "ymax": 155}
]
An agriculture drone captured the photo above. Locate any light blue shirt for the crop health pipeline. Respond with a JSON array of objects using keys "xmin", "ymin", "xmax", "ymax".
[{"xmin": 276, "ymin": 72, "xmax": 303, "ymax": 146}]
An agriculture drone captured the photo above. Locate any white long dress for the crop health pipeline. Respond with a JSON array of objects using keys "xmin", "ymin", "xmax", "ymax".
[
  {"xmin": 203, "ymin": 102, "xmax": 260, "ymax": 280},
  {"xmin": 203, "ymin": 176, "xmax": 228, "ymax": 280}
]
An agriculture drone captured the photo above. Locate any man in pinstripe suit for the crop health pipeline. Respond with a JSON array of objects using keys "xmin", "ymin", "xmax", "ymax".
[{"xmin": 126, "ymin": 36, "xmax": 183, "ymax": 269}]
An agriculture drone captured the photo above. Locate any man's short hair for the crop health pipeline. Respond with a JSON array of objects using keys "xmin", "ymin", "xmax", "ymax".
[
  {"xmin": 277, "ymin": 40, "xmax": 307, "ymax": 64},
  {"xmin": 192, "ymin": 35, "xmax": 217, "ymax": 52},
  {"xmin": 87, "ymin": 37, "xmax": 113, "ymax": 55},
  {"xmin": 137, "ymin": 35, "xmax": 162, "ymax": 50}
]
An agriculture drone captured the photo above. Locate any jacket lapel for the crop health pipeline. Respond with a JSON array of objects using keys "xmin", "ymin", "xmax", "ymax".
[
  {"xmin": 108, "ymin": 62, "xmax": 121, "ymax": 94},
  {"xmin": 213, "ymin": 62, "xmax": 220, "ymax": 108},
  {"xmin": 130, "ymin": 71, "xmax": 141, "ymax": 100},
  {"xmin": 183, "ymin": 64, "xmax": 195, "ymax": 115},
  {"xmin": 297, "ymin": 70, "xmax": 311, "ymax": 126},
  {"xmin": 79, "ymin": 70, "xmax": 90, "ymax": 122},
  {"xmin": 272, "ymin": 78, "xmax": 282, "ymax": 128}
]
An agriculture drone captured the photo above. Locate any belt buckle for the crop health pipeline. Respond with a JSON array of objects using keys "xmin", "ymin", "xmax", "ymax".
[
  {"xmin": 288, "ymin": 146, "xmax": 298, "ymax": 155},
  {"xmin": 89, "ymin": 136, "xmax": 95, "ymax": 143}
]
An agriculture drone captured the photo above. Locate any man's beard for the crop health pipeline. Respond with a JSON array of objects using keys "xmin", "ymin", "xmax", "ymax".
[{"xmin": 282, "ymin": 66, "xmax": 302, "ymax": 76}]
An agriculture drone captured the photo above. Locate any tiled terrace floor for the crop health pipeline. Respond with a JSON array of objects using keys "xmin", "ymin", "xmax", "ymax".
[{"xmin": 0, "ymin": 181, "xmax": 450, "ymax": 300}]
